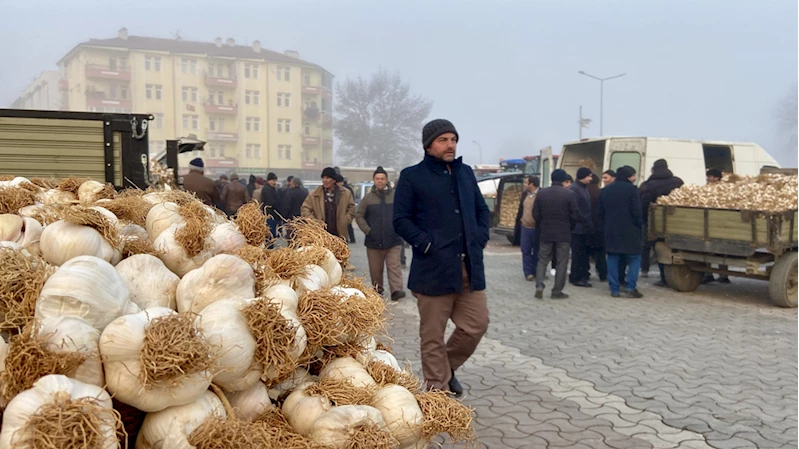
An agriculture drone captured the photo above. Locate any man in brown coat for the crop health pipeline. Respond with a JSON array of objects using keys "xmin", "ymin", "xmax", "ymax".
[
  {"xmin": 301, "ymin": 166, "xmax": 355, "ymax": 240},
  {"xmin": 220, "ymin": 172, "xmax": 250, "ymax": 216},
  {"xmin": 182, "ymin": 158, "xmax": 220, "ymax": 207}
]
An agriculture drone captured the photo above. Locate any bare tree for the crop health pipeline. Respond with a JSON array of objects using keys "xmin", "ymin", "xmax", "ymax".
[
  {"xmin": 335, "ymin": 68, "xmax": 433, "ymax": 168},
  {"xmin": 776, "ymin": 85, "xmax": 798, "ymax": 165}
]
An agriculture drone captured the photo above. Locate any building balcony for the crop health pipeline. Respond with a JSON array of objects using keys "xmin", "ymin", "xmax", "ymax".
[
  {"xmin": 204, "ymin": 73, "xmax": 238, "ymax": 88},
  {"xmin": 205, "ymin": 131, "xmax": 238, "ymax": 142},
  {"xmin": 85, "ymin": 64, "xmax": 131, "ymax": 81},
  {"xmin": 321, "ymin": 113, "xmax": 333, "ymax": 129},
  {"xmin": 302, "ymin": 136, "xmax": 321, "ymax": 146},
  {"xmin": 86, "ymin": 92, "xmax": 132, "ymax": 110},
  {"xmin": 204, "ymin": 103, "xmax": 238, "ymax": 115},
  {"xmin": 302, "ymin": 85, "xmax": 321, "ymax": 95},
  {"xmin": 302, "ymin": 161, "xmax": 323, "ymax": 171},
  {"xmin": 323, "ymin": 139, "xmax": 334, "ymax": 149},
  {"xmin": 303, "ymin": 106, "xmax": 321, "ymax": 121}
]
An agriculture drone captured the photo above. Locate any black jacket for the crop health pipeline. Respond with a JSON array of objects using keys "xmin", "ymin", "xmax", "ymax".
[
  {"xmin": 532, "ymin": 183, "xmax": 579, "ymax": 243},
  {"xmin": 569, "ymin": 181, "xmax": 593, "ymax": 235},
  {"xmin": 260, "ymin": 184, "xmax": 279, "ymax": 214},
  {"xmin": 639, "ymin": 168, "xmax": 684, "ymax": 224},
  {"xmin": 598, "ymin": 178, "xmax": 644, "ymax": 254},
  {"xmin": 282, "ymin": 186, "xmax": 308, "ymax": 220},
  {"xmin": 355, "ymin": 185, "xmax": 402, "ymax": 249},
  {"xmin": 394, "ymin": 155, "xmax": 490, "ymax": 296}
]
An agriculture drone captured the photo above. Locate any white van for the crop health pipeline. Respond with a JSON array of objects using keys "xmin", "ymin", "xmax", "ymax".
[{"xmin": 540, "ymin": 137, "xmax": 780, "ymax": 187}]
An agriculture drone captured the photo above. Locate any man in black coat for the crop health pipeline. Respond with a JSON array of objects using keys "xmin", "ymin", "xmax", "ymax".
[
  {"xmin": 569, "ymin": 167, "xmax": 595, "ymax": 287},
  {"xmin": 260, "ymin": 172, "xmax": 280, "ymax": 244},
  {"xmin": 639, "ymin": 159, "xmax": 684, "ymax": 286},
  {"xmin": 394, "ymin": 119, "xmax": 490, "ymax": 397},
  {"xmin": 598, "ymin": 166, "xmax": 644, "ymax": 298},
  {"xmin": 533, "ymin": 169, "xmax": 581, "ymax": 299},
  {"xmin": 246, "ymin": 174, "xmax": 257, "ymax": 198}
]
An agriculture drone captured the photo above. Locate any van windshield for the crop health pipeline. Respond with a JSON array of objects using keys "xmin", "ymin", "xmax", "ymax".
[{"xmin": 560, "ymin": 140, "xmax": 606, "ymax": 178}]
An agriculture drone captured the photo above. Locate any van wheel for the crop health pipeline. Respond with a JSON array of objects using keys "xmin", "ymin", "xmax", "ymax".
[
  {"xmin": 769, "ymin": 251, "xmax": 798, "ymax": 308},
  {"xmin": 664, "ymin": 264, "xmax": 703, "ymax": 292}
]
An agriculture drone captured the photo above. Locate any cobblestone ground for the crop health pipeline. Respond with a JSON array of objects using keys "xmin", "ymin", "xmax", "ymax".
[{"xmin": 346, "ymin": 230, "xmax": 798, "ymax": 449}]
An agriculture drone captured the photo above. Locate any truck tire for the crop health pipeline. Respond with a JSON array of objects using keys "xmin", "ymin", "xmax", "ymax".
[
  {"xmin": 664, "ymin": 264, "xmax": 703, "ymax": 292},
  {"xmin": 769, "ymin": 251, "xmax": 798, "ymax": 308}
]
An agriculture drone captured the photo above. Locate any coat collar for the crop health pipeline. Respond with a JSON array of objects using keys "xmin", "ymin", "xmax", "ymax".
[{"xmin": 423, "ymin": 154, "xmax": 464, "ymax": 171}]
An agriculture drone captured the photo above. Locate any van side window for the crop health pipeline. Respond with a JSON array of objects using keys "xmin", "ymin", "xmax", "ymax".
[
  {"xmin": 702, "ymin": 144, "xmax": 734, "ymax": 174},
  {"xmin": 609, "ymin": 152, "xmax": 642, "ymax": 185}
]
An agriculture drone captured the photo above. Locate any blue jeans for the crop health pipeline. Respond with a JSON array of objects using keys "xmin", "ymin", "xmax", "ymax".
[
  {"xmin": 266, "ymin": 217, "xmax": 278, "ymax": 248},
  {"xmin": 520, "ymin": 227, "xmax": 538, "ymax": 277},
  {"xmin": 607, "ymin": 253, "xmax": 641, "ymax": 294}
]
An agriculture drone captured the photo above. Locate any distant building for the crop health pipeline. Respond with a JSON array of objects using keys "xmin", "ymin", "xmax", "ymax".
[
  {"xmin": 53, "ymin": 28, "xmax": 334, "ymax": 178},
  {"xmin": 10, "ymin": 71, "xmax": 62, "ymax": 111}
]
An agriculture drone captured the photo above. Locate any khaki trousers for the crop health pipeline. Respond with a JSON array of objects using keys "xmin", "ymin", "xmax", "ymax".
[
  {"xmin": 366, "ymin": 246, "xmax": 403, "ymax": 294},
  {"xmin": 415, "ymin": 263, "xmax": 489, "ymax": 391}
]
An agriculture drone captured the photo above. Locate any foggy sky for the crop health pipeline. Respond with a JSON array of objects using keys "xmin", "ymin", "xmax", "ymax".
[{"xmin": 2, "ymin": 0, "xmax": 797, "ymax": 167}]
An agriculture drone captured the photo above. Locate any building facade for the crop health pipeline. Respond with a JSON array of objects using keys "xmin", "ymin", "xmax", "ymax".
[
  {"xmin": 56, "ymin": 28, "xmax": 334, "ymax": 179},
  {"xmin": 10, "ymin": 71, "xmax": 62, "ymax": 111}
]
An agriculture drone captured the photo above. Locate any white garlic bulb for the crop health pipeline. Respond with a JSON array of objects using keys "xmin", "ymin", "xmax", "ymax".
[
  {"xmin": 135, "ymin": 390, "xmax": 225, "ymax": 449},
  {"xmin": 195, "ymin": 299, "xmax": 261, "ymax": 392},
  {"xmin": 77, "ymin": 180, "xmax": 109, "ymax": 204},
  {"xmin": 38, "ymin": 316, "xmax": 104, "ymax": 387},
  {"xmin": 319, "ymin": 357, "xmax": 377, "ymax": 389},
  {"xmin": 295, "ymin": 264, "xmax": 330, "ymax": 294},
  {"xmin": 39, "ymin": 220, "xmax": 122, "ymax": 266},
  {"xmin": 209, "ymin": 222, "xmax": 247, "ymax": 255},
  {"xmin": 356, "ymin": 349, "xmax": 401, "ymax": 372},
  {"xmin": 100, "ymin": 307, "xmax": 213, "ymax": 412},
  {"xmin": 0, "ymin": 375, "xmax": 119, "ymax": 449},
  {"xmin": 38, "ymin": 189, "xmax": 78, "ymax": 206},
  {"xmin": 145, "ymin": 202, "xmax": 184, "ymax": 241},
  {"xmin": 116, "ymin": 254, "xmax": 180, "ymax": 310},
  {"xmin": 36, "ymin": 255, "xmax": 139, "ymax": 331},
  {"xmin": 0, "ymin": 214, "xmax": 42, "ymax": 255},
  {"xmin": 226, "ymin": 380, "xmax": 275, "ymax": 422},
  {"xmin": 267, "ymin": 367, "xmax": 316, "ymax": 401},
  {"xmin": 153, "ymin": 223, "xmax": 214, "ymax": 277},
  {"xmin": 262, "ymin": 284, "xmax": 299, "ymax": 314},
  {"xmin": 176, "ymin": 254, "xmax": 255, "ymax": 313},
  {"xmin": 282, "ymin": 382, "xmax": 333, "ymax": 437},
  {"xmin": 298, "ymin": 246, "xmax": 342, "ymax": 286},
  {"xmin": 310, "ymin": 405, "xmax": 390, "ymax": 447},
  {"xmin": 372, "ymin": 385, "xmax": 425, "ymax": 448}
]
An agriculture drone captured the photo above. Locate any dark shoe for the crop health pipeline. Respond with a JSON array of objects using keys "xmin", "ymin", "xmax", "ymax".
[
  {"xmin": 390, "ymin": 291, "xmax": 406, "ymax": 301},
  {"xmin": 611, "ymin": 292, "xmax": 621, "ymax": 298},
  {"xmin": 641, "ymin": 271, "xmax": 650, "ymax": 278},
  {"xmin": 448, "ymin": 370, "xmax": 463, "ymax": 398},
  {"xmin": 525, "ymin": 274, "xmax": 535, "ymax": 282},
  {"xmin": 535, "ymin": 288, "xmax": 544, "ymax": 299},
  {"xmin": 701, "ymin": 275, "xmax": 715, "ymax": 285},
  {"xmin": 377, "ymin": 287, "xmax": 385, "ymax": 296},
  {"xmin": 653, "ymin": 280, "xmax": 668, "ymax": 288},
  {"xmin": 620, "ymin": 285, "xmax": 628, "ymax": 293},
  {"xmin": 625, "ymin": 289, "xmax": 644, "ymax": 298},
  {"xmin": 719, "ymin": 277, "xmax": 731, "ymax": 284},
  {"xmin": 599, "ymin": 277, "xmax": 607, "ymax": 282},
  {"xmin": 551, "ymin": 292, "xmax": 570, "ymax": 299},
  {"xmin": 571, "ymin": 280, "xmax": 592, "ymax": 288}
]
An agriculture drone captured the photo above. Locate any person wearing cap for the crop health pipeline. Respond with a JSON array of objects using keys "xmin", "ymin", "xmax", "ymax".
[
  {"xmin": 220, "ymin": 173, "xmax": 250, "ymax": 217},
  {"xmin": 601, "ymin": 169, "xmax": 616, "ymax": 186},
  {"xmin": 355, "ymin": 166, "xmax": 406, "ymax": 300},
  {"xmin": 260, "ymin": 172, "xmax": 280, "ymax": 241},
  {"xmin": 640, "ymin": 159, "xmax": 684, "ymax": 286},
  {"xmin": 702, "ymin": 169, "xmax": 731, "ymax": 284},
  {"xmin": 301, "ymin": 167, "xmax": 355, "ymax": 240},
  {"xmin": 533, "ymin": 169, "xmax": 580, "ymax": 300},
  {"xmin": 598, "ymin": 166, "xmax": 644, "ymax": 298},
  {"xmin": 569, "ymin": 167, "xmax": 595, "ymax": 287},
  {"xmin": 252, "ymin": 177, "xmax": 265, "ymax": 205},
  {"xmin": 182, "ymin": 158, "xmax": 220, "ymax": 208},
  {"xmin": 514, "ymin": 175, "xmax": 540, "ymax": 281},
  {"xmin": 393, "ymin": 119, "xmax": 490, "ymax": 397}
]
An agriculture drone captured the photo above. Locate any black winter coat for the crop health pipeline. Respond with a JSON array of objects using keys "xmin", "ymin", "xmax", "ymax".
[
  {"xmin": 355, "ymin": 186, "xmax": 402, "ymax": 250},
  {"xmin": 639, "ymin": 169, "xmax": 684, "ymax": 224},
  {"xmin": 283, "ymin": 187, "xmax": 308, "ymax": 220},
  {"xmin": 260, "ymin": 184, "xmax": 279, "ymax": 214},
  {"xmin": 598, "ymin": 178, "xmax": 643, "ymax": 254},
  {"xmin": 532, "ymin": 183, "xmax": 580, "ymax": 243},
  {"xmin": 569, "ymin": 181, "xmax": 593, "ymax": 235},
  {"xmin": 394, "ymin": 155, "xmax": 490, "ymax": 296}
]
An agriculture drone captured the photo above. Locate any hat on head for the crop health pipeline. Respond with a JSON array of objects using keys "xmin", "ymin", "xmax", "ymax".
[
  {"xmin": 706, "ymin": 168, "xmax": 722, "ymax": 178},
  {"xmin": 373, "ymin": 166, "xmax": 388, "ymax": 178},
  {"xmin": 189, "ymin": 158, "xmax": 204, "ymax": 170},
  {"xmin": 321, "ymin": 167, "xmax": 337, "ymax": 179},
  {"xmin": 422, "ymin": 119, "xmax": 459, "ymax": 150},
  {"xmin": 267, "ymin": 172, "xmax": 278, "ymax": 181},
  {"xmin": 255, "ymin": 177, "xmax": 265, "ymax": 185},
  {"xmin": 230, "ymin": 173, "xmax": 239, "ymax": 181},
  {"xmin": 286, "ymin": 175, "xmax": 294, "ymax": 182},
  {"xmin": 616, "ymin": 165, "xmax": 637, "ymax": 180},
  {"xmin": 335, "ymin": 174, "xmax": 344, "ymax": 183},
  {"xmin": 576, "ymin": 167, "xmax": 593, "ymax": 180},
  {"xmin": 653, "ymin": 159, "xmax": 668, "ymax": 170},
  {"xmin": 551, "ymin": 169, "xmax": 568, "ymax": 184}
]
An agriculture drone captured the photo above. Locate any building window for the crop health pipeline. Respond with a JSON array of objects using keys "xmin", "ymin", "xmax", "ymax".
[
  {"xmin": 253, "ymin": 91, "xmax": 260, "ymax": 105},
  {"xmin": 245, "ymin": 91, "xmax": 260, "ymax": 105},
  {"xmin": 109, "ymin": 57, "xmax": 119, "ymax": 70},
  {"xmin": 208, "ymin": 90, "xmax": 223, "ymax": 105},
  {"xmin": 304, "ymin": 73, "xmax": 311, "ymax": 85},
  {"xmin": 182, "ymin": 87, "xmax": 189, "ymax": 102},
  {"xmin": 277, "ymin": 119, "xmax": 291, "ymax": 133},
  {"xmin": 145, "ymin": 56, "xmax": 162, "ymax": 72},
  {"xmin": 304, "ymin": 125, "xmax": 310, "ymax": 136},
  {"xmin": 121, "ymin": 86, "xmax": 128, "ymax": 100},
  {"xmin": 109, "ymin": 85, "xmax": 118, "ymax": 99},
  {"xmin": 145, "ymin": 56, "xmax": 151, "ymax": 71},
  {"xmin": 278, "ymin": 146, "xmax": 283, "ymax": 160},
  {"xmin": 182, "ymin": 58, "xmax": 197, "ymax": 74},
  {"xmin": 283, "ymin": 145, "xmax": 292, "ymax": 160},
  {"xmin": 252, "ymin": 65, "xmax": 259, "ymax": 79},
  {"xmin": 244, "ymin": 64, "xmax": 250, "ymax": 78},
  {"xmin": 246, "ymin": 117, "xmax": 260, "ymax": 132},
  {"xmin": 209, "ymin": 118, "xmax": 224, "ymax": 131},
  {"xmin": 182, "ymin": 87, "xmax": 198, "ymax": 102},
  {"xmin": 244, "ymin": 63, "xmax": 258, "ymax": 79},
  {"xmin": 277, "ymin": 93, "xmax": 291, "ymax": 107},
  {"xmin": 154, "ymin": 113, "xmax": 164, "ymax": 129},
  {"xmin": 182, "ymin": 115, "xmax": 188, "ymax": 129},
  {"xmin": 183, "ymin": 114, "xmax": 199, "ymax": 130},
  {"xmin": 277, "ymin": 66, "xmax": 291, "ymax": 82},
  {"xmin": 146, "ymin": 84, "xmax": 153, "ymax": 99},
  {"xmin": 147, "ymin": 85, "xmax": 162, "ymax": 100},
  {"xmin": 208, "ymin": 145, "xmax": 217, "ymax": 158},
  {"xmin": 245, "ymin": 144, "xmax": 261, "ymax": 159},
  {"xmin": 154, "ymin": 56, "xmax": 162, "ymax": 72},
  {"xmin": 219, "ymin": 146, "xmax": 225, "ymax": 157}
]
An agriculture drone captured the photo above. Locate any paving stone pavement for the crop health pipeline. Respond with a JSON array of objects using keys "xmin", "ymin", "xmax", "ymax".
[{"xmin": 346, "ymin": 230, "xmax": 798, "ymax": 449}]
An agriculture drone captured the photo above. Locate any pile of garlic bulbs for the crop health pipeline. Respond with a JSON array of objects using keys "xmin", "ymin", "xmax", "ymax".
[
  {"xmin": 657, "ymin": 174, "xmax": 798, "ymax": 212},
  {"xmin": 0, "ymin": 176, "xmax": 475, "ymax": 449}
]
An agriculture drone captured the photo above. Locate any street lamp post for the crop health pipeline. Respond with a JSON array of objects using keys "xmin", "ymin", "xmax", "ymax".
[
  {"xmin": 578, "ymin": 70, "xmax": 626, "ymax": 136},
  {"xmin": 472, "ymin": 140, "xmax": 483, "ymax": 164}
]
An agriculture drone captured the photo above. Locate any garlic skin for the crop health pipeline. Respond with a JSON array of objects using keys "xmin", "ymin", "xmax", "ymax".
[
  {"xmin": 356, "ymin": 349, "xmax": 401, "ymax": 372},
  {"xmin": 0, "ymin": 177, "xmax": 32, "ymax": 188},
  {"xmin": 77, "ymin": 180, "xmax": 109, "ymax": 204},
  {"xmin": 145, "ymin": 202, "xmax": 184, "ymax": 241},
  {"xmin": 135, "ymin": 390, "xmax": 225, "ymax": 449},
  {"xmin": 0, "ymin": 215, "xmax": 42, "ymax": 256},
  {"xmin": 100, "ymin": 307, "xmax": 213, "ymax": 412},
  {"xmin": 38, "ymin": 316, "xmax": 104, "ymax": 388},
  {"xmin": 195, "ymin": 299, "xmax": 261, "ymax": 392},
  {"xmin": 298, "ymin": 246, "xmax": 342, "ymax": 285},
  {"xmin": 38, "ymin": 189, "xmax": 78, "ymax": 206},
  {"xmin": 310, "ymin": 405, "xmax": 390, "ymax": 448},
  {"xmin": 40, "ymin": 220, "xmax": 122, "ymax": 266},
  {"xmin": 282, "ymin": 382, "xmax": 333, "ymax": 437},
  {"xmin": 372, "ymin": 385, "xmax": 425, "ymax": 448},
  {"xmin": 36, "ymin": 255, "xmax": 140, "ymax": 331},
  {"xmin": 0, "ymin": 375, "xmax": 119, "ymax": 449},
  {"xmin": 0, "ymin": 214, "xmax": 24, "ymax": 243},
  {"xmin": 319, "ymin": 357, "xmax": 377, "ymax": 389},
  {"xmin": 208, "ymin": 222, "xmax": 247, "ymax": 255},
  {"xmin": 176, "ymin": 254, "xmax": 255, "ymax": 314},
  {"xmin": 226, "ymin": 380, "xmax": 275, "ymax": 422},
  {"xmin": 295, "ymin": 264, "xmax": 330, "ymax": 294},
  {"xmin": 259, "ymin": 307, "xmax": 308, "ymax": 383},
  {"xmin": 18, "ymin": 204, "xmax": 44, "ymax": 219},
  {"xmin": 0, "ymin": 337, "xmax": 7, "ymax": 374},
  {"xmin": 153, "ymin": 223, "xmax": 214, "ymax": 277},
  {"xmin": 116, "ymin": 254, "xmax": 180, "ymax": 310},
  {"xmin": 119, "ymin": 223, "xmax": 149, "ymax": 242},
  {"xmin": 267, "ymin": 367, "xmax": 316, "ymax": 401},
  {"xmin": 263, "ymin": 284, "xmax": 299, "ymax": 314}
]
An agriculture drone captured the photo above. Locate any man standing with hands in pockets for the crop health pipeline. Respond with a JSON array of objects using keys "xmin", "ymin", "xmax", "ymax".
[{"xmin": 393, "ymin": 119, "xmax": 490, "ymax": 398}]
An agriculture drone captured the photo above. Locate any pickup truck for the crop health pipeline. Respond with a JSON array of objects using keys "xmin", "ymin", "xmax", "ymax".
[{"xmin": 650, "ymin": 204, "xmax": 797, "ymax": 307}]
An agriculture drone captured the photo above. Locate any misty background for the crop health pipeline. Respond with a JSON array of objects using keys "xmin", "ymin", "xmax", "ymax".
[{"xmin": 2, "ymin": 0, "xmax": 797, "ymax": 167}]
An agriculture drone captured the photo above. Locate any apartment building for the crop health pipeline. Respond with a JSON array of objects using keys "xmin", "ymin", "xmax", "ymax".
[
  {"xmin": 55, "ymin": 28, "xmax": 334, "ymax": 179},
  {"xmin": 10, "ymin": 71, "xmax": 62, "ymax": 110}
]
